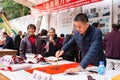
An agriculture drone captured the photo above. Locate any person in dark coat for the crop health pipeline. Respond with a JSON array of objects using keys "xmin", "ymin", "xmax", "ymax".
[
  {"xmin": 39, "ymin": 29, "xmax": 48, "ymax": 50},
  {"xmin": 2, "ymin": 32, "xmax": 14, "ymax": 49},
  {"xmin": 103, "ymin": 24, "xmax": 120, "ymax": 70},
  {"xmin": 43, "ymin": 28, "xmax": 60, "ymax": 57},
  {"xmin": 56, "ymin": 13, "xmax": 106, "ymax": 73},
  {"xmin": 14, "ymin": 31, "xmax": 22, "ymax": 56},
  {"xmin": 19, "ymin": 24, "xmax": 42, "ymax": 59}
]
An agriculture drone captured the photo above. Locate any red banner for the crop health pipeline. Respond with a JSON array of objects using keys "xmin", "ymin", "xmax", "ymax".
[
  {"xmin": 26, "ymin": 62, "xmax": 79, "ymax": 74},
  {"xmin": 31, "ymin": 0, "xmax": 102, "ymax": 14}
]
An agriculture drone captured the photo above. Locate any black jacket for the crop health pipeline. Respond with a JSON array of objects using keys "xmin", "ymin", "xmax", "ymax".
[
  {"xmin": 19, "ymin": 35, "xmax": 42, "ymax": 59},
  {"xmin": 44, "ymin": 36, "xmax": 60, "ymax": 57},
  {"xmin": 2, "ymin": 36, "xmax": 14, "ymax": 49},
  {"xmin": 14, "ymin": 35, "xmax": 21, "ymax": 50}
]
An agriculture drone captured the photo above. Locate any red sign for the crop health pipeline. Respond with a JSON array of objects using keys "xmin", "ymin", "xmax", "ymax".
[
  {"xmin": 31, "ymin": 0, "xmax": 102, "ymax": 15},
  {"xmin": 26, "ymin": 62, "xmax": 79, "ymax": 74}
]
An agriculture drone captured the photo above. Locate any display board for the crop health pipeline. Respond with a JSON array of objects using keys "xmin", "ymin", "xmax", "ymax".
[
  {"xmin": 56, "ymin": 7, "xmax": 81, "ymax": 36},
  {"xmin": 82, "ymin": 0, "xmax": 112, "ymax": 35}
]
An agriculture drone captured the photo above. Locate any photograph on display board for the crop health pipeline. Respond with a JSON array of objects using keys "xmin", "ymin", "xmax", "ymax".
[
  {"xmin": 93, "ymin": 13, "xmax": 99, "ymax": 17},
  {"xmin": 101, "ymin": 28, "xmax": 109, "ymax": 35},
  {"xmin": 90, "ymin": 8, "xmax": 96, "ymax": 13},
  {"xmin": 102, "ymin": 6, "xmax": 110, "ymax": 16},
  {"xmin": 98, "ymin": 7, "xmax": 102, "ymax": 12}
]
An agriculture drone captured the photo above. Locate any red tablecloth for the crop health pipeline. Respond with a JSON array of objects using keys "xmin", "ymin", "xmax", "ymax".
[{"xmin": 26, "ymin": 62, "xmax": 79, "ymax": 74}]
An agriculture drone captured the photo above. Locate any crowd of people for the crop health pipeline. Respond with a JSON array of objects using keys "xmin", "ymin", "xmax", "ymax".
[{"xmin": 0, "ymin": 13, "xmax": 120, "ymax": 73}]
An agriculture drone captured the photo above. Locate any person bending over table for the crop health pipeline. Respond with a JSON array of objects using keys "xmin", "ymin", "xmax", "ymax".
[{"xmin": 56, "ymin": 13, "xmax": 106, "ymax": 73}]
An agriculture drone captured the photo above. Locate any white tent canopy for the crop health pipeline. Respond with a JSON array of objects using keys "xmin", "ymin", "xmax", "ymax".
[{"xmin": 13, "ymin": 0, "xmax": 49, "ymax": 8}]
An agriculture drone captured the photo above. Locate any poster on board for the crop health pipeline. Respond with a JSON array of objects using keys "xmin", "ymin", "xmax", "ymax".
[
  {"xmin": 112, "ymin": 0, "xmax": 120, "ymax": 24},
  {"xmin": 82, "ymin": 0, "xmax": 112, "ymax": 35},
  {"xmin": 56, "ymin": 7, "xmax": 81, "ymax": 36},
  {"xmin": 49, "ymin": 12, "xmax": 58, "ymax": 29}
]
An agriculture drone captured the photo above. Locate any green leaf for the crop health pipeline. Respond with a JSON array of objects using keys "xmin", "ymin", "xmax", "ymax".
[{"xmin": 1, "ymin": 0, "xmax": 30, "ymax": 20}]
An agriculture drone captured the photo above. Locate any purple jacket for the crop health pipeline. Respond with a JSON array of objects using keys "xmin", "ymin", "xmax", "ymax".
[
  {"xmin": 103, "ymin": 30, "xmax": 120, "ymax": 59},
  {"xmin": 19, "ymin": 35, "xmax": 42, "ymax": 59}
]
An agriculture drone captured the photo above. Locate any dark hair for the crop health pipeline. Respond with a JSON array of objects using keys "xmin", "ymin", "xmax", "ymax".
[
  {"xmin": 27, "ymin": 24, "xmax": 36, "ymax": 31},
  {"xmin": 48, "ymin": 27, "xmax": 55, "ymax": 33},
  {"xmin": 66, "ymin": 34, "xmax": 69, "ymax": 37},
  {"xmin": 112, "ymin": 24, "xmax": 119, "ymax": 31},
  {"xmin": 3, "ymin": 32, "xmax": 7, "ymax": 35},
  {"xmin": 92, "ymin": 22, "xmax": 99, "ymax": 28},
  {"xmin": 40, "ymin": 29, "xmax": 48, "ymax": 36},
  {"xmin": 74, "ymin": 13, "xmax": 89, "ymax": 23},
  {"xmin": 60, "ymin": 34, "xmax": 64, "ymax": 37},
  {"xmin": 18, "ymin": 31, "xmax": 22, "ymax": 34}
]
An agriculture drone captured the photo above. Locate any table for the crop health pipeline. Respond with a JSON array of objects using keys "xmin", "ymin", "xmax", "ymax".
[
  {"xmin": 0, "ymin": 67, "xmax": 120, "ymax": 80},
  {"xmin": 0, "ymin": 55, "xmax": 120, "ymax": 80},
  {"xmin": 0, "ymin": 49, "xmax": 17, "ymax": 57}
]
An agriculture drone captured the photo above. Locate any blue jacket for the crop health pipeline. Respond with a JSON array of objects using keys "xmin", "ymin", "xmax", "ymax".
[{"xmin": 61, "ymin": 26, "xmax": 106, "ymax": 68}]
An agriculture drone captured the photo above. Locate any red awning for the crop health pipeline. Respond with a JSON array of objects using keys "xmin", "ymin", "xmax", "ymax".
[{"xmin": 31, "ymin": 0, "xmax": 102, "ymax": 14}]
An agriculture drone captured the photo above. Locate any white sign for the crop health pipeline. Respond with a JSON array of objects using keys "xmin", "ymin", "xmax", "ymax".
[
  {"xmin": 0, "ymin": 55, "xmax": 14, "ymax": 65},
  {"xmin": 32, "ymin": 70, "xmax": 52, "ymax": 80}
]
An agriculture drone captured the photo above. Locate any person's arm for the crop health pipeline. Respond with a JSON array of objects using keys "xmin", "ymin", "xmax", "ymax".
[
  {"xmin": 56, "ymin": 34, "xmax": 76, "ymax": 57},
  {"xmin": 80, "ymin": 30, "xmax": 103, "ymax": 69},
  {"xmin": 51, "ymin": 37, "xmax": 59, "ymax": 46},
  {"xmin": 49, "ymin": 37, "xmax": 60, "ymax": 46},
  {"xmin": 19, "ymin": 38, "xmax": 26, "ymax": 59}
]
